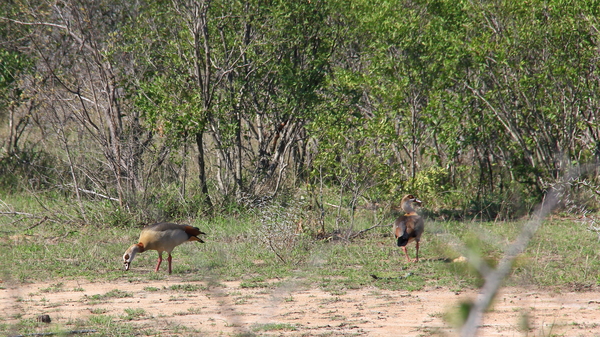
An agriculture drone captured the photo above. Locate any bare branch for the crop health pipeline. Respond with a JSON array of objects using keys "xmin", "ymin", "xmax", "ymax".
[
  {"xmin": 349, "ymin": 222, "xmax": 386, "ymax": 239},
  {"xmin": 0, "ymin": 17, "xmax": 67, "ymax": 30},
  {"xmin": 0, "ymin": 211, "xmax": 35, "ymax": 217},
  {"xmin": 460, "ymin": 168, "xmax": 578, "ymax": 336},
  {"xmin": 76, "ymin": 188, "xmax": 120, "ymax": 202},
  {"xmin": 25, "ymin": 216, "xmax": 49, "ymax": 231}
]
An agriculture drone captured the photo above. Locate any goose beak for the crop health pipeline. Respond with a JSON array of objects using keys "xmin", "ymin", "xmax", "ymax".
[
  {"xmin": 414, "ymin": 198, "xmax": 422, "ymax": 205},
  {"xmin": 124, "ymin": 261, "xmax": 130, "ymax": 271}
]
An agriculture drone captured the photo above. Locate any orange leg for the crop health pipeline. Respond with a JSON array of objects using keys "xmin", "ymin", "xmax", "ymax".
[
  {"xmin": 414, "ymin": 241, "xmax": 420, "ymax": 263},
  {"xmin": 155, "ymin": 253, "xmax": 163, "ymax": 272},
  {"xmin": 167, "ymin": 254, "xmax": 173, "ymax": 274},
  {"xmin": 401, "ymin": 246, "xmax": 411, "ymax": 262}
]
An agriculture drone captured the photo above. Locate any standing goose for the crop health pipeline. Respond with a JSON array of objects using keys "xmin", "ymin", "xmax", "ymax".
[
  {"xmin": 393, "ymin": 194, "xmax": 424, "ymax": 262},
  {"xmin": 123, "ymin": 222, "xmax": 206, "ymax": 274}
]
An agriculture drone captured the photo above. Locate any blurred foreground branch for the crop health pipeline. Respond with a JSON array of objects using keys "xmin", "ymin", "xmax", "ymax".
[{"xmin": 460, "ymin": 170, "xmax": 575, "ymax": 336}]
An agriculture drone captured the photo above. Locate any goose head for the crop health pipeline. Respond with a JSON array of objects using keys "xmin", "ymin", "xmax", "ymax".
[
  {"xmin": 122, "ymin": 243, "xmax": 143, "ymax": 271},
  {"xmin": 400, "ymin": 194, "xmax": 422, "ymax": 213}
]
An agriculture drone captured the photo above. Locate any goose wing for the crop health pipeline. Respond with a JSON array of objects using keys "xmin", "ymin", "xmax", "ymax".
[{"xmin": 394, "ymin": 216, "xmax": 412, "ymax": 247}]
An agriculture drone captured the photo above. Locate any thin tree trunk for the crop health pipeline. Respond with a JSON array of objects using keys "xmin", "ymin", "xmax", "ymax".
[
  {"xmin": 57, "ymin": 122, "xmax": 88, "ymax": 223},
  {"xmin": 411, "ymin": 106, "xmax": 417, "ymax": 181},
  {"xmin": 235, "ymin": 107, "xmax": 243, "ymax": 199},
  {"xmin": 196, "ymin": 131, "xmax": 213, "ymax": 209}
]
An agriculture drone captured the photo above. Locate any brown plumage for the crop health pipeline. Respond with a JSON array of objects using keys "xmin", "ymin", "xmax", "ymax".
[
  {"xmin": 123, "ymin": 222, "xmax": 205, "ymax": 274},
  {"xmin": 393, "ymin": 194, "xmax": 424, "ymax": 262}
]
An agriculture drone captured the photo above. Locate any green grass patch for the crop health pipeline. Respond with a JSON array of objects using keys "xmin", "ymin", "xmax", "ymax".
[
  {"xmin": 90, "ymin": 308, "xmax": 109, "ymax": 314},
  {"xmin": 174, "ymin": 307, "xmax": 202, "ymax": 315},
  {"xmin": 1, "ymin": 193, "xmax": 599, "ymax": 295},
  {"xmin": 240, "ymin": 277, "xmax": 270, "ymax": 289},
  {"xmin": 251, "ymin": 322, "xmax": 298, "ymax": 332},
  {"xmin": 143, "ymin": 286, "xmax": 161, "ymax": 292},
  {"xmin": 39, "ymin": 282, "xmax": 65, "ymax": 293},
  {"xmin": 170, "ymin": 284, "xmax": 203, "ymax": 292},
  {"xmin": 87, "ymin": 289, "xmax": 133, "ymax": 301},
  {"xmin": 121, "ymin": 308, "xmax": 146, "ymax": 320}
]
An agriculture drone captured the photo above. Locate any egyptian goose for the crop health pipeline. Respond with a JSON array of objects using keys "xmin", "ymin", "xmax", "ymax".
[
  {"xmin": 393, "ymin": 194, "xmax": 424, "ymax": 262},
  {"xmin": 123, "ymin": 222, "xmax": 205, "ymax": 274}
]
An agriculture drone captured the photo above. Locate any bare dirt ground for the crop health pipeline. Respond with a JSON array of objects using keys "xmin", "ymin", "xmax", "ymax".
[{"xmin": 2, "ymin": 277, "xmax": 600, "ymax": 336}]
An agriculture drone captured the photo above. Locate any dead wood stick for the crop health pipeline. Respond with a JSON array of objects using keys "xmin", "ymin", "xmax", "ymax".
[
  {"xmin": 350, "ymin": 219, "xmax": 388, "ymax": 239},
  {"xmin": 25, "ymin": 216, "xmax": 49, "ymax": 231},
  {"xmin": 0, "ymin": 211, "xmax": 35, "ymax": 217}
]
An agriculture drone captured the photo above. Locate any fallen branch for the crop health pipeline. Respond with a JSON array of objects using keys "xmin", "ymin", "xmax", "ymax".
[
  {"xmin": 349, "ymin": 224, "xmax": 387, "ymax": 239},
  {"xmin": 76, "ymin": 188, "xmax": 120, "ymax": 202},
  {"xmin": 26, "ymin": 216, "xmax": 49, "ymax": 231},
  {"xmin": 0, "ymin": 211, "xmax": 35, "ymax": 217},
  {"xmin": 55, "ymin": 184, "xmax": 120, "ymax": 202},
  {"xmin": 349, "ymin": 218, "xmax": 388, "ymax": 239}
]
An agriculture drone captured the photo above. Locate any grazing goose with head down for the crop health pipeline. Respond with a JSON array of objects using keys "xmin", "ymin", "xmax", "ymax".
[
  {"xmin": 393, "ymin": 194, "xmax": 424, "ymax": 262},
  {"xmin": 123, "ymin": 222, "xmax": 206, "ymax": 274}
]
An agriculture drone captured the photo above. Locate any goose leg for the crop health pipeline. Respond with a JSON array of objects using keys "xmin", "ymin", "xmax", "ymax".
[
  {"xmin": 155, "ymin": 252, "xmax": 163, "ymax": 272},
  {"xmin": 401, "ymin": 246, "xmax": 411, "ymax": 262},
  {"xmin": 167, "ymin": 254, "xmax": 173, "ymax": 274},
  {"xmin": 413, "ymin": 241, "xmax": 420, "ymax": 263}
]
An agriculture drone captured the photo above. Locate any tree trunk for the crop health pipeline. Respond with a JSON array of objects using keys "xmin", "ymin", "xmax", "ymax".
[{"xmin": 196, "ymin": 131, "xmax": 213, "ymax": 209}]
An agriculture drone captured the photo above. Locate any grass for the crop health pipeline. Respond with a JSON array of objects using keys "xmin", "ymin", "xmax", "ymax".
[
  {"xmin": 2, "ymin": 192, "xmax": 600, "ymax": 335},
  {"xmin": 0, "ymin": 213, "xmax": 600, "ymax": 292},
  {"xmin": 143, "ymin": 286, "xmax": 160, "ymax": 292},
  {"xmin": 2, "ymin": 195, "xmax": 599, "ymax": 290},
  {"xmin": 40, "ymin": 283, "xmax": 65, "ymax": 293},
  {"xmin": 251, "ymin": 322, "xmax": 298, "ymax": 332},
  {"xmin": 240, "ymin": 277, "xmax": 270, "ymax": 289},
  {"xmin": 121, "ymin": 308, "xmax": 146, "ymax": 320},
  {"xmin": 169, "ymin": 283, "xmax": 204, "ymax": 292},
  {"xmin": 174, "ymin": 307, "xmax": 202, "ymax": 315}
]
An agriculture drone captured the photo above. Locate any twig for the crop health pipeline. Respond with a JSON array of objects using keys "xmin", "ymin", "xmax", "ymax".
[
  {"xmin": 55, "ymin": 185, "xmax": 120, "ymax": 202},
  {"xmin": 0, "ymin": 211, "xmax": 35, "ymax": 217},
  {"xmin": 0, "ymin": 17, "xmax": 68, "ymax": 30},
  {"xmin": 0, "ymin": 211, "xmax": 60, "ymax": 224},
  {"xmin": 0, "ymin": 211, "xmax": 61, "ymax": 226},
  {"xmin": 349, "ymin": 221, "xmax": 387, "ymax": 239},
  {"xmin": 76, "ymin": 188, "xmax": 120, "ymax": 202},
  {"xmin": 267, "ymin": 238, "xmax": 286, "ymax": 264},
  {"xmin": 25, "ymin": 216, "xmax": 49, "ymax": 231}
]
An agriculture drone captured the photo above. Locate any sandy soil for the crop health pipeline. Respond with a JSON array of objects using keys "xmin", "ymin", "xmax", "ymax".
[{"xmin": 2, "ymin": 277, "xmax": 600, "ymax": 336}]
